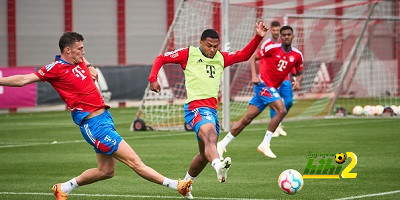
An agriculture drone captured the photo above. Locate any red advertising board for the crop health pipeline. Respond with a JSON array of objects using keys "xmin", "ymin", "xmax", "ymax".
[{"xmin": 0, "ymin": 67, "xmax": 36, "ymax": 108}]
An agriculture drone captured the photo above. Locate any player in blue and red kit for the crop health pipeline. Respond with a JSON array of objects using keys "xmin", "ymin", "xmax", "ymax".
[
  {"xmin": 218, "ymin": 25, "xmax": 303, "ymax": 159},
  {"xmin": 256, "ymin": 21, "xmax": 294, "ymax": 137},
  {"xmin": 148, "ymin": 22, "xmax": 268, "ymax": 198},
  {"xmin": 0, "ymin": 32, "xmax": 192, "ymax": 200}
]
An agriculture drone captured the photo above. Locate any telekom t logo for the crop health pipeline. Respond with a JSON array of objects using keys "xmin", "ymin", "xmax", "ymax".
[
  {"xmin": 72, "ymin": 66, "xmax": 87, "ymax": 80},
  {"xmin": 206, "ymin": 65, "xmax": 216, "ymax": 78},
  {"xmin": 277, "ymin": 60, "xmax": 288, "ymax": 71},
  {"xmin": 0, "ymin": 71, "xmax": 3, "ymax": 94}
]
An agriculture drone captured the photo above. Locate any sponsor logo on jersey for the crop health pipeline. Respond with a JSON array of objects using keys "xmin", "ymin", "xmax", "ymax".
[{"xmin": 72, "ymin": 66, "xmax": 87, "ymax": 80}]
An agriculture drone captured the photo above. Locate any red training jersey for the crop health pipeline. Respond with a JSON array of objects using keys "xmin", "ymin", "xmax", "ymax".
[
  {"xmin": 257, "ymin": 43, "xmax": 303, "ymax": 88},
  {"xmin": 258, "ymin": 38, "xmax": 293, "ymax": 81},
  {"xmin": 35, "ymin": 55, "xmax": 108, "ymax": 113},
  {"xmin": 148, "ymin": 35, "xmax": 263, "ymax": 109}
]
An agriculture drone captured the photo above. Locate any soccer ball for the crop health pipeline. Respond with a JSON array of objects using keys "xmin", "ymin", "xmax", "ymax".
[
  {"xmin": 374, "ymin": 105, "xmax": 384, "ymax": 116},
  {"xmin": 352, "ymin": 105, "xmax": 363, "ymax": 116},
  {"xmin": 335, "ymin": 153, "xmax": 346, "ymax": 164},
  {"xmin": 362, "ymin": 105, "xmax": 374, "ymax": 116},
  {"xmin": 278, "ymin": 169, "xmax": 304, "ymax": 195},
  {"xmin": 391, "ymin": 105, "xmax": 399, "ymax": 116}
]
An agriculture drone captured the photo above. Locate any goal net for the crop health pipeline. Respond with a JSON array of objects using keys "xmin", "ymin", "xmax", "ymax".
[{"xmin": 132, "ymin": 0, "xmax": 400, "ymax": 131}]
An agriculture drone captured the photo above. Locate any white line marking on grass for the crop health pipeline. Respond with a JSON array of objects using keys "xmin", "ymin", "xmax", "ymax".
[
  {"xmin": 0, "ymin": 132, "xmax": 191, "ymax": 149},
  {"xmin": 332, "ymin": 190, "xmax": 400, "ymax": 200},
  {"xmin": 0, "ymin": 191, "xmax": 266, "ymax": 200}
]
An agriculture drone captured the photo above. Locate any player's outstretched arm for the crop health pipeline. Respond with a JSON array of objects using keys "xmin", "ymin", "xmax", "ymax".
[
  {"xmin": 148, "ymin": 48, "xmax": 189, "ymax": 93},
  {"xmin": 0, "ymin": 73, "xmax": 40, "ymax": 87}
]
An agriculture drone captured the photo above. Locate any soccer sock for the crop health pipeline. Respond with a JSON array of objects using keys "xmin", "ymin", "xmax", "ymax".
[
  {"xmin": 184, "ymin": 172, "xmax": 197, "ymax": 181},
  {"xmin": 162, "ymin": 178, "xmax": 178, "ymax": 190},
  {"xmin": 261, "ymin": 130, "xmax": 273, "ymax": 146},
  {"xmin": 61, "ymin": 177, "xmax": 79, "ymax": 194},
  {"xmin": 219, "ymin": 132, "xmax": 235, "ymax": 149},
  {"xmin": 211, "ymin": 158, "xmax": 222, "ymax": 172}
]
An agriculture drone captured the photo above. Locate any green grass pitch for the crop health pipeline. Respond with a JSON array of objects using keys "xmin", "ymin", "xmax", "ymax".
[{"xmin": 1, "ymin": 108, "xmax": 399, "ymax": 199}]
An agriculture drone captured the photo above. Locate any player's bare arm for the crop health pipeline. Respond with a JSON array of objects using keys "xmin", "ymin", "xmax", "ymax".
[
  {"xmin": 0, "ymin": 73, "xmax": 40, "ymax": 87},
  {"xmin": 249, "ymin": 53, "xmax": 260, "ymax": 85},
  {"xmin": 292, "ymin": 70, "xmax": 303, "ymax": 91}
]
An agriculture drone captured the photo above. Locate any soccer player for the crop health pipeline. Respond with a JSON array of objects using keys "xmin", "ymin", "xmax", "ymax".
[
  {"xmin": 217, "ymin": 25, "xmax": 303, "ymax": 159},
  {"xmin": 0, "ymin": 32, "xmax": 192, "ymax": 200},
  {"xmin": 251, "ymin": 21, "xmax": 293, "ymax": 137},
  {"xmin": 149, "ymin": 22, "xmax": 268, "ymax": 198},
  {"xmin": 264, "ymin": 21, "xmax": 294, "ymax": 137}
]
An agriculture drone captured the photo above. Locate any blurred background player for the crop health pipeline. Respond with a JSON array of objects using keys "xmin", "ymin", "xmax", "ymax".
[
  {"xmin": 218, "ymin": 25, "xmax": 303, "ymax": 159},
  {"xmin": 0, "ymin": 31, "xmax": 192, "ymax": 200},
  {"xmin": 148, "ymin": 22, "xmax": 268, "ymax": 198}
]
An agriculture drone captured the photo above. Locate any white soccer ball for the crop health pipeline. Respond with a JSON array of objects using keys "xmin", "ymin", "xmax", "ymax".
[
  {"xmin": 374, "ymin": 105, "xmax": 384, "ymax": 116},
  {"xmin": 362, "ymin": 105, "xmax": 374, "ymax": 116},
  {"xmin": 391, "ymin": 105, "xmax": 399, "ymax": 116},
  {"xmin": 278, "ymin": 169, "xmax": 304, "ymax": 195},
  {"xmin": 352, "ymin": 105, "xmax": 363, "ymax": 116}
]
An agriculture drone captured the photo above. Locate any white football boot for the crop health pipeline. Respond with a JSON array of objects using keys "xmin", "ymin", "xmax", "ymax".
[
  {"xmin": 257, "ymin": 144, "xmax": 277, "ymax": 158},
  {"xmin": 277, "ymin": 123, "xmax": 287, "ymax": 136},
  {"xmin": 272, "ymin": 130, "xmax": 280, "ymax": 137},
  {"xmin": 217, "ymin": 157, "xmax": 232, "ymax": 183}
]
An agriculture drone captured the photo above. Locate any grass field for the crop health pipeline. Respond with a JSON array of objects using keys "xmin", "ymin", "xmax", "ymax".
[{"xmin": 1, "ymin": 107, "xmax": 400, "ymax": 200}]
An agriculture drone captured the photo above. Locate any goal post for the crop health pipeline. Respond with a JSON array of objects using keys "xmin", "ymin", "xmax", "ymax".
[
  {"xmin": 131, "ymin": 0, "xmax": 400, "ymax": 131},
  {"xmin": 278, "ymin": 1, "xmax": 400, "ymax": 118},
  {"xmin": 328, "ymin": 1, "xmax": 378, "ymax": 115}
]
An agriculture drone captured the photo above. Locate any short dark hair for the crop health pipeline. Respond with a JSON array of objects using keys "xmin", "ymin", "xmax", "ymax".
[
  {"xmin": 280, "ymin": 26, "xmax": 293, "ymax": 34},
  {"xmin": 59, "ymin": 32, "xmax": 84, "ymax": 52},
  {"xmin": 201, "ymin": 29, "xmax": 219, "ymax": 41},
  {"xmin": 270, "ymin": 21, "xmax": 280, "ymax": 27}
]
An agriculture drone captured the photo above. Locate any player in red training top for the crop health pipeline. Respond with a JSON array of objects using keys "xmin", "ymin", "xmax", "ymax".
[
  {"xmin": 0, "ymin": 32, "xmax": 192, "ymax": 200},
  {"xmin": 149, "ymin": 22, "xmax": 268, "ymax": 198},
  {"xmin": 218, "ymin": 22, "xmax": 299, "ymax": 159},
  {"xmin": 256, "ymin": 21, "xmax": 295, "ymax": 137},
  {"xmin": 218, "ymin": 25, "xmax": 303, "ymax": 159}
]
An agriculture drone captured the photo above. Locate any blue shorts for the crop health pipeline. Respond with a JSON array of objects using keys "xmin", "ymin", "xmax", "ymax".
[
  {"xmin": 277, "ymin": 80, "xmax": 293, "ymax": 103},
  {"xmin": 249, "ymin": 82, "xmax": 282, "ymax": 112},
  {"xmin": 184, "ymin": 104, "xmax": 220, "ymax": 141},
  {"xmin": 79, "ymin": 110, "xmax": 123, "ymax": 155}
]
